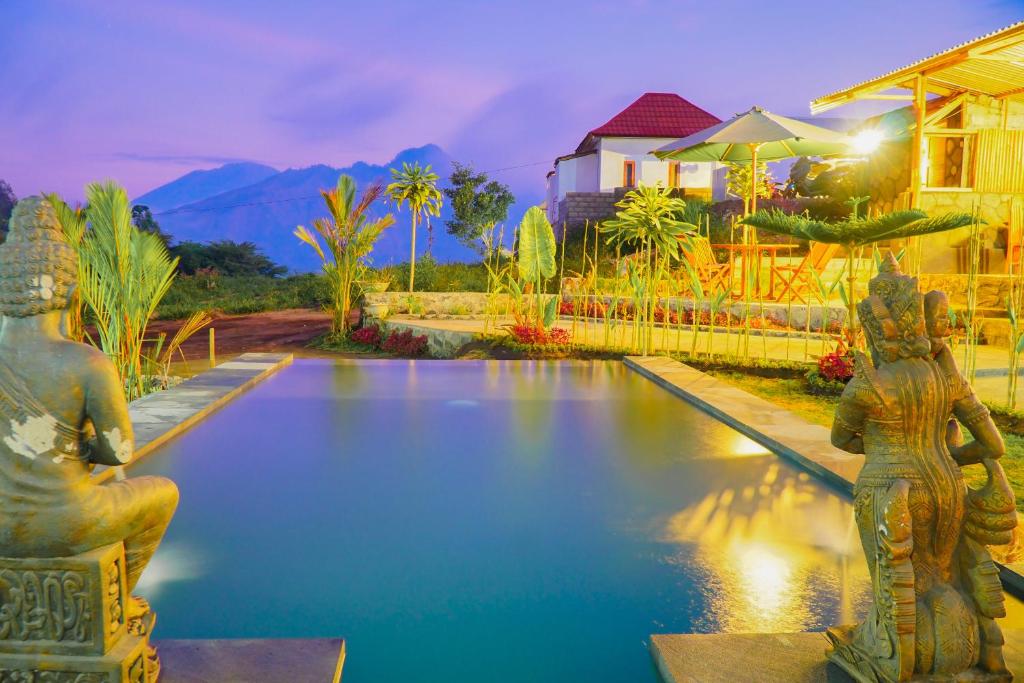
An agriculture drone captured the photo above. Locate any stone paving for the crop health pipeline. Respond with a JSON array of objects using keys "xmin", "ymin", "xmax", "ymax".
[
  {"xmin": 93, "ymin": 352, "xmax": 293, "ymax": 483},
  {"xmin": 651, "ymin": 630, "xmax": 1024, "ymax": 682},
  {"xmin": 157, "ymin": 638, "xmax": 344, "ymax": 683},
  {"xmin": 378, "ymin": 315, "xmax": 1023, "ymax": 404}
]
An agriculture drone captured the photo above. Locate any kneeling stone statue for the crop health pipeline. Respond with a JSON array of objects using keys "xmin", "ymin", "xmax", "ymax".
[
  {"xmin": 828, "ymin": 253, "xmax": 1017, "ymax": 682},
  {"xmin": 0, "ymin": 197, "xmax": 179, "ymax": 681}
]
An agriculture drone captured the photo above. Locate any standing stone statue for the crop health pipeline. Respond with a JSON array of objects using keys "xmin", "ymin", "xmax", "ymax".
[
  {"xmin": 827, "ymin": 253, "xmax": 1016, "ymax": 682},
  {"xmin": 0, "ymin": 197, "xmax": 179, "ymax": 681}
]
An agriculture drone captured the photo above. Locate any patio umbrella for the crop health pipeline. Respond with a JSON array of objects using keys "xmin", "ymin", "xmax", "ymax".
[{"xmin": 654, "ymin": 107, "xmax": 853, "ymax": 212}]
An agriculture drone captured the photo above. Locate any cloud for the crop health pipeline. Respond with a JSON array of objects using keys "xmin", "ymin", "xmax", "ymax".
[
  {"xmin": 268, "ymin": 77, "xmax": 408, "ymax": 143},
  {"xmin": 108, "ymin": 152, "xmax": 262, "ymax": 166},
  {"xmin": 445, "ymin": 79, "xmax": 629, "ymax": 193}
]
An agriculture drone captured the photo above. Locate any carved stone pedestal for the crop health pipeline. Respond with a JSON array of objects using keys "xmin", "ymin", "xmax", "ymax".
[{"xmin": 0, "ymin": 543, "xmax": 155, "ymax": 682}]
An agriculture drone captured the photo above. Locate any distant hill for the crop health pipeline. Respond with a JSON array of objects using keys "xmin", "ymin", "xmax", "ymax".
[
  {"xmin": 134, "ymin": 162, "xmax": 279, "ymax": 213},
  {"xmin": 151, "ymin": 145, "xmax": 498, "ymax": 272}
]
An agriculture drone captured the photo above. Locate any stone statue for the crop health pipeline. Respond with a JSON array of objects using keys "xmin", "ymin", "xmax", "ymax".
[
  {"xmin": 0, "ymin": 197, "xmax": 179, "ymax": 681},
  {"xmin": 827, "ymin": 253, "xmax": 1016, "ymax": 682}
]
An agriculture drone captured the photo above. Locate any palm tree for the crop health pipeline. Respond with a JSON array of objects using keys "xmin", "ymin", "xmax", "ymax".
[
  {"xmin": 740, "ymin": 202, "xmax": 976, "ymax": 336},
  {"xmin": 296, "ymin": 175, "xmax": 394, "ymax": 335},
  {"xmin": 386, "ymin": 162, "xmax": 444, "ymax": 292}
]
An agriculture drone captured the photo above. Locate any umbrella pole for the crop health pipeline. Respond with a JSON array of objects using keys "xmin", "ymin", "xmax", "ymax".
[{"xmin": 748, "ymin": 143, "xmax": 759, "ymax": 215}]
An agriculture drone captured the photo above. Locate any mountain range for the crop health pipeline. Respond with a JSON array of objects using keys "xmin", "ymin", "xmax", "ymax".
[{"xmin": 135, "ymin": 145, "xmax": 538, "ymax": 272}]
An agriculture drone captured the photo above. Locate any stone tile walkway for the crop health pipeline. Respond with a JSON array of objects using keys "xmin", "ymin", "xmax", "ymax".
[
  {"xmin": 381, "ymin": 315, "xmax": 1022, "ymax": 405},
  {"xmin": 158, "ymin": 638, "xmax": 344, "ymax": 683},
  {"xmin": 651, "ymin": 630, "xmax": 1024, "ymax": 682},
  {"xmin": 93, "ymin": 352, "xmax": 293, "ymax": 483}
]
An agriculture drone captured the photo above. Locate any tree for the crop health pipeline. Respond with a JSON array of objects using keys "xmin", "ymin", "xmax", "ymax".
[
  {"xmin": 131, "ymin": 204, "xmax": 174, "ymax": 247},
  {"xmin": 0, "ymin": 180, "xmax": 16, "ymax": 243},
  {"xmin": 386, "ymin": 162, "xmax": 443, "ymax": 292},
  {"xmin": 725, "ymin": 161, "xmax": 775, "ymax": 215},
  {"xmin": 443, "ymin": 162, "xmax": 514, "ymax": 255},
  {"xmin": 172, "ymin": 240, "xmax": 286, "ymax": 277},
  {"xmin": 295, "ymin": 175, "xmax": 394, "ymax": 335}
]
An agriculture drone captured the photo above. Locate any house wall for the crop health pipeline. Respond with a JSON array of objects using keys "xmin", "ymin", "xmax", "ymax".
[{"xmin": 596, "ymin": 137, "xmax": 716, "ymax": 192}]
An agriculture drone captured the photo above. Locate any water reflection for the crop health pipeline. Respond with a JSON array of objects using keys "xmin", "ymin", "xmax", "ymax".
[
  {"xmin": 134, "ymin": 541, "xmax": 206, "ymax": 599},
  {"xmin": 661, "ymin": 456, "xmax": 870, "ymax": 633}
]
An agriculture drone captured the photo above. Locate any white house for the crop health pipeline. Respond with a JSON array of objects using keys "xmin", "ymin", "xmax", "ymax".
[{"xmin": 545, "ymin": 92, "xmax": 724, "ymax": 227}]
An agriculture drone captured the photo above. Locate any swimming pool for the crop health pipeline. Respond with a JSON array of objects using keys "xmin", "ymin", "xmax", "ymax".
[{"xmin": 132, "ymin": 359, "xmax": 872, "ymax": 682}]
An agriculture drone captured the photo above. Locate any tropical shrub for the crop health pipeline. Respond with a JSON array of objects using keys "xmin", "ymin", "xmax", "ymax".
[
  {"xmin": 62, "ymin": 183, "xmax": 183, "ymax": 400},
  {"xmin": 507, "ymin": 325, "xmax": 571, "ymax": 346},
  {"xmin": 172, "ymin": 240, "xmax": 286, "ymax": 277},
  {"xmin": 817, "ymin": 344, "xmax": 855, "ymax": 382},
  {"xmin": 381, "ymin": 329, "xmax": 429, "ymax": 357},
  {"xmin": 517, "ymin": 206, "xmax": 559, "ymax": 332},
  {"xmin": 296, "ymin": 175, "xmax": 394, "ymax": 335},
  {"xmin": 350, "ymin": 323, "xmax": 383, "ymax": 348}
]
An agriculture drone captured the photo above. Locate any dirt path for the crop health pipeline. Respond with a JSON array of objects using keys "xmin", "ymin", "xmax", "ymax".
[{"xmin": 149, "ymin": 309, "xmax": 333, "ymax": 364}]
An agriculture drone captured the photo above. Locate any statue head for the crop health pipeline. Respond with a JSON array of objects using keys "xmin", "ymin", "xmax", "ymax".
[
  {"xmin": 858, "ymin": 252, "xmax": 931, "ymax": 366},
  {"xmin": 0, "ymin": 197, "xmax": 77, "ymax": 318}
]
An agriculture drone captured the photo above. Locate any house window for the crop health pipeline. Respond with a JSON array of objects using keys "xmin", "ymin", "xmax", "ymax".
[
  {"xmin": 668, "ymin": 162, "xmax": 681, "ymax": 188},
  {"xmin": 623, "ymin": 160, "xmax": 636, "ymax": 188},
  {"xmin": 926, "ymin": 135, "xmax": 972, "ymax": 189}
]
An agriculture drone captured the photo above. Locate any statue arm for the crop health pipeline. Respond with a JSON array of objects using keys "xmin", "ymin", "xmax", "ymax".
[
  {"xmin": 831, "ymin": 378, "xmax": 868, "ymax": 455},
  {"xmin": 83, "ymin": 356, "xmax": 135, "ymax": 466},
  {"xmin": 951, "ymin": 390, "xmax": 1004, "ymax": 466}
]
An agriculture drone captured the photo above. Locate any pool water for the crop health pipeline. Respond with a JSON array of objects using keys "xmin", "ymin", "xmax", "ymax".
[{"xmin": 132, "ymin": 359, "xmax": 873, "ymax": 682}]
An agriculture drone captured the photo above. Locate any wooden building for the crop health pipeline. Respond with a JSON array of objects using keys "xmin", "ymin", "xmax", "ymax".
[{"xmin": 811, "ymin": 21, "xmax": 1024, "ymax": 273}]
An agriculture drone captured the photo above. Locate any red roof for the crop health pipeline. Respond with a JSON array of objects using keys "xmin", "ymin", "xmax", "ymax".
[{"xmin": 587, "ymin": 93, "xmax": 721, "ymax": 139}]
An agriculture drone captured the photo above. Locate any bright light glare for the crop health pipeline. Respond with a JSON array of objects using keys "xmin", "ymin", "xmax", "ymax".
[{"xmin": 852, "ymin": 129, "xmax": 884, "ymax": 155}]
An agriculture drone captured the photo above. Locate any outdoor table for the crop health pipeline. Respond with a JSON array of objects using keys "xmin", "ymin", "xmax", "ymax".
[{"xmin": 712, "ymin": 243, "xmax": 797, "ymax": 299}]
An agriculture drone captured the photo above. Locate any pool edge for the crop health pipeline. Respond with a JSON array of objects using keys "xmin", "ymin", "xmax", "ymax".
[
  {"xmin": 623, "ymin": 354, "xmax": 1024, "ymax": 601},
  {"xmin": 94, "ymin": 352, "xmax": 293, "ymax": 483}
]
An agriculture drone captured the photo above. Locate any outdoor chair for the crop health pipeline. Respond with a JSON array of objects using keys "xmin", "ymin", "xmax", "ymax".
[
  {"xmin": 770, "ymin": 241, "xmax": 841, "ymax": 303},
  {"xmin": 680, "ymin": 235, "xmax": 732, "ymax": 294}
]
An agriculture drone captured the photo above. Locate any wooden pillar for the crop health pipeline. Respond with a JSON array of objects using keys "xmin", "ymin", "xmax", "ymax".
[{"xmin": 910, "ymin": 74, "xmax": 927, "ymax": 209}]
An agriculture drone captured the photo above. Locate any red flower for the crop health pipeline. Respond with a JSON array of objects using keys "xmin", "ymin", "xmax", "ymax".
[{"xmin": 351, "ymin": 324, "xmax": 382, "ymax": 348}]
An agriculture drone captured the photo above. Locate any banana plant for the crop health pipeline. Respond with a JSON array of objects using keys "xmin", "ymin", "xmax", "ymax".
[{"xmin": 516, "ymin": 206, "xmax": 558, "ymax": 333}]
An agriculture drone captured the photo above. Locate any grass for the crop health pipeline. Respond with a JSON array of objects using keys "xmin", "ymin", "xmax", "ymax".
[
  {"xmin": 706, "ymin": 368, "xmax": 1024, "ymax": 512},
  {"xmin": 156, "ymin": 274, "xmax": 330, "ymax": 320}
]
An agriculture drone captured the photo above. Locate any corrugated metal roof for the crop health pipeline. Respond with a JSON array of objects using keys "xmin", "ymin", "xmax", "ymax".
[{"xmin": 811, "ymin": 21, "xmax": 1024, "ymax": 113}]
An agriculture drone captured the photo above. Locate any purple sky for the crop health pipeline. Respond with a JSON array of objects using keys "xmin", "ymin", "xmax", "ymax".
[{"xmin": 2, "ymin": 0, "xmax": 1022, "ymax": 202}]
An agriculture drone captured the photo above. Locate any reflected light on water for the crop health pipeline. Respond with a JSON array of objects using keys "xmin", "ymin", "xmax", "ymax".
[
  {"xmin": 445, "ymin": 399, "xmax": 479, "ymax": 408},
  {"xmin": 135, "ymin": 542, "xmax": 205, "ymax": 599},
  {"xmin": 661, "ymin": 461, "xmax": 870, "ymax": 633},
  {"xmin": 728, "ymin": 434, "xmax": 771, "ymax": 458}
]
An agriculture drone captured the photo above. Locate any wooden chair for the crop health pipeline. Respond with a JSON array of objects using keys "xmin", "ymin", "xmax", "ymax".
[
  {"xmin": 679, "ymin": 235, "xmax": 732, "ymax": 294},
  {"xmin": 770, "ymin": 241, "xmax": 841, "ymax": 303}
]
